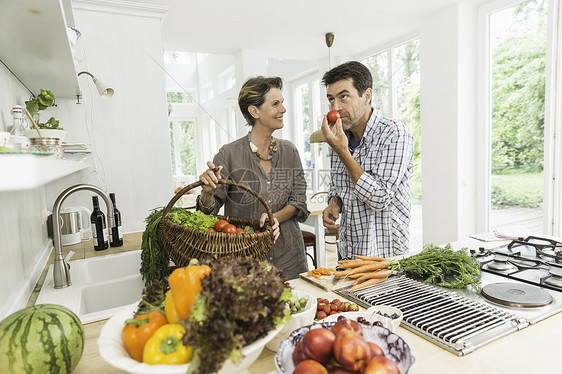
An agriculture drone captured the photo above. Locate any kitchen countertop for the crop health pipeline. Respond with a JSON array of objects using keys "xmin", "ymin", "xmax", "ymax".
[{"xmin": 41, "ymin": 234, "xmax": 561, "ymax": 374}]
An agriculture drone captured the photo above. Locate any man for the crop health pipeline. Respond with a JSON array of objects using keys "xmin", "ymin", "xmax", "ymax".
[{"xmin": 321, "ymin": 61, "xmax": 414, "ymax": 259}]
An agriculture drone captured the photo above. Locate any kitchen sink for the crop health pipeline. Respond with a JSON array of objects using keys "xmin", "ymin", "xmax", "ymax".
[
  {"xmin": 35, "ymin": 250, "xmax": 145, "ymax": 324},
  {"xmin": 81, "ymin": 250, "xmax": 142, "ymax": 284}
]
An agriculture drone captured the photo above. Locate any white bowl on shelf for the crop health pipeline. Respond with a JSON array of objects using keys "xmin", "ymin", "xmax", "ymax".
[
  {"xmin": 24, "ymin": 129, "xmax": 67, "ymax": 142},
  {"xmin": 97, "ymin": 302, "xmax": 283, "ymax": 374},
  {"xmin": 266, "ymin": 289, "xmax": 317, "ymax": 352}
]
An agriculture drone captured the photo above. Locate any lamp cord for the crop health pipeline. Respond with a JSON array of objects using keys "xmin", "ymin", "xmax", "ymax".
[{"xmin": 0, "ymin": 57, "xmax": 35, "ymax": 97}]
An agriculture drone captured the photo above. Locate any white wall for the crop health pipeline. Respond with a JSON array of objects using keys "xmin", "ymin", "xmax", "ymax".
[
  {"xmin": 420, "ymin": 2, "xmax": 478, "ymax": 244},
  {"xmin": 58, "ymin": 0, "xmax": 173, "ymax": 232}
]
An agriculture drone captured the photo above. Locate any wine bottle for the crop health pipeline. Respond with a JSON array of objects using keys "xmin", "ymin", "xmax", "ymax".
[
  {"xmin": 109, "ymin": 192, "xmax": 123, "ymax": 247},
  {"xmin": 91, "ymin": 196, "xmax": 108, "ymax": 251}
]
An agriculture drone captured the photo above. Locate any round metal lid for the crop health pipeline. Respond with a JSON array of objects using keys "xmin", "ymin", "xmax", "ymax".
[{"xmin": 481, "ymin": 282, "xmax": 553, "ymax": 308}]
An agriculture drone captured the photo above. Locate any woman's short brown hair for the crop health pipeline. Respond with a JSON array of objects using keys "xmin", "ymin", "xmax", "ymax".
[{"xmin": 238, "ymin": 76, "xmax": 283, "ymax": 126}]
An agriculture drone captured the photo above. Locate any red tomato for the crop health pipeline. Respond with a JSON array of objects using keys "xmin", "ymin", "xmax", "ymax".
[
  {"xmin": 223, "ymin": 224, "xmax": 236, "ymax": 234},
  {"xmin": 215, "ymin": 219, "xmax": 229, "ymax": 231},
  {"xmin": 327, "ymin": 110, "xmax": 341, "ymax": 124},
  {"xmin": 234, "ymin": 228, "xmax": 245, "ymax": 234},
  {"xmin": 208, "ymin": 227, "xmax": 215, "ymax": 232}
]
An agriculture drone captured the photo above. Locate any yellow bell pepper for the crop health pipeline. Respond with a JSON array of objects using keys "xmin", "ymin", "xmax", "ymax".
[
  {"xmin": 168, "ymin": 260, "xmax": 211, "ymax": 320},
  {"xmin": 143, "ymin": 324, "xmax": 192, "ymax": 365},
  {"xmin": 164, "ymin": 290, "xmax": 180, "ymax": 324}
]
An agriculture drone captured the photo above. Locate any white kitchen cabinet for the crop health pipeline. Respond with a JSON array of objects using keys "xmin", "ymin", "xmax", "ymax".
[{"xmin": 0, "ymin": 0, "xmax": 79, "ymax": 98}]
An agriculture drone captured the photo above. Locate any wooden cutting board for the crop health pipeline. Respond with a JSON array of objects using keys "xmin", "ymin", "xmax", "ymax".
[{"xmin": 299, "ymin": 270, "xmax": 354, "ymax": 292}]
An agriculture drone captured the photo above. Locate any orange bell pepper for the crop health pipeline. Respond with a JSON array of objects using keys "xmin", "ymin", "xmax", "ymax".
[
  {"xmin": 121, "ymin": 311, "xmax": 167, "ymax": 361},
  {"xmin": 168, "ymin": 260, "xmax": 211, "ymax": 320}
]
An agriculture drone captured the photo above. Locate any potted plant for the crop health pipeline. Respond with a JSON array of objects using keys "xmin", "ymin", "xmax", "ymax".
[{"xmin": 24, "ymin": 89, "xmax": 67, "ymax": 141}]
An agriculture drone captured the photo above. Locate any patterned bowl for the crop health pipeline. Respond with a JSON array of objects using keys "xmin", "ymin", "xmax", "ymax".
[{"xmin": 275, "ymin": 321, "xmax": 415, "ymax": 373}]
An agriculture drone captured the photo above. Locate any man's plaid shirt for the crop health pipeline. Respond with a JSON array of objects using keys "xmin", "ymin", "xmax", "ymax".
[{"xmin": 328, "ymin": 109, "xmax": 414, "ymax": 258}]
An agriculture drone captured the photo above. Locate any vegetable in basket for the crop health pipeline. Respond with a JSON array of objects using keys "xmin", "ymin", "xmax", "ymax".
[
  {"xmin": 181, "ymin": 256, "xmax": 293, "ymax": 374},
  {"xmin": 140, "ymin": 207, "xmax": 221, "ymax": 286}
]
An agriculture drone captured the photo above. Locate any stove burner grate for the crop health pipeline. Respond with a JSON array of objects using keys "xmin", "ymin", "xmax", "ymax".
[
  {"xmin": 481, "ymin": 282, "xmax": 553, "ymax": 308},
  {"xmin": 508, "ymin": 236, "xmax": 562, "ymax": 263}
]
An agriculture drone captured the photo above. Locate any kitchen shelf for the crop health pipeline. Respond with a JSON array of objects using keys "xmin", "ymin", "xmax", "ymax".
[
  {"xmin": 0, "ymin": 0, "xmax": 80, "ymax": 98},
  {"xmin": 0, "ymin": 154, "xmax": 90, "ymax": 192}
]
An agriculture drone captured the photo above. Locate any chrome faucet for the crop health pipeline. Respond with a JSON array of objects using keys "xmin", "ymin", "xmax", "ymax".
[{"xmin": 52, "ymin": 184, "xmax": 115, "ymax": 289}]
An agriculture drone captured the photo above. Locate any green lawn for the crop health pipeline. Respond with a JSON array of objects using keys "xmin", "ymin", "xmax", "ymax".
[{"xmin": 491, "ymin": 172, "xmax": 543, "ymax": 208}]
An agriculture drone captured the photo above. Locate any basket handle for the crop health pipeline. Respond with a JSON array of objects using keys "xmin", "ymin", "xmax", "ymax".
[{"xmin": 162, "ymin": 179, "xmax": 275, "ymax": 226}]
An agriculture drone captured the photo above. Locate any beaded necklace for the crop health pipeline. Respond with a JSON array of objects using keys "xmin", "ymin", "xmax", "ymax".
[{"xmin": 247, "ymin": 131, "xmax": 277, "ymax": 161}]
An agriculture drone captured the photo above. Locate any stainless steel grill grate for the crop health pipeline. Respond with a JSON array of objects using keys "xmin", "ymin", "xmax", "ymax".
[{"xmin": 334, "ymin": 275, "xmax": 529, "ymax": 355}]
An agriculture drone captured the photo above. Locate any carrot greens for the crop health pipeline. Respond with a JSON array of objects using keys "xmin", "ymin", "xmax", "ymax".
[{"xmin": 389, "ymin": 244, "xmax": 481, "ymax": 290}]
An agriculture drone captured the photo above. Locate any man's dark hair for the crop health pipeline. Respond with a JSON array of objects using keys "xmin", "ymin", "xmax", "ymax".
[{"xmin": 322, "ymin": 61, "xmax": 372, "ymax": 97}]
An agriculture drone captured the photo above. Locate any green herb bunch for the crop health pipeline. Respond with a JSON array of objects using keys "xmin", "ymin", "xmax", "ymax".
[
  {"xmin": 140, "ymin": 207, "xmax": 171, "ymax": 287},
  {"xmin": 182, "ymin": 256, "xmax": 293, "ymax": 374},
  {"xmin": 25, "ymin": 89, "xmax": 62, "ymax": 130},
  {"xmin": 389, "ymin": 243, "xmax": 481, "ymax": 290}
]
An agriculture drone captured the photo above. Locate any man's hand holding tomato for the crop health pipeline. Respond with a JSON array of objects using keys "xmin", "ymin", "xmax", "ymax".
[{"xmin": 322, "ymin": 111, "xmax": 348, "ymax": 156}]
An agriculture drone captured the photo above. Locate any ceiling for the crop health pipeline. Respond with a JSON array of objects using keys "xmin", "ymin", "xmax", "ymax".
[{"xmin": 129, "ymin": 0, "xmax": 484, "ymax": 61}]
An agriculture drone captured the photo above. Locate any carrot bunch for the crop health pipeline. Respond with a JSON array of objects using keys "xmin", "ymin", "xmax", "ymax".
[{"xmin": 333, "ymin": 255, "xmax": 391, "ymax": 291}]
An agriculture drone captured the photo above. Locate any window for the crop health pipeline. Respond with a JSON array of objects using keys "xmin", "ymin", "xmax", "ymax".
[
  {"xmin": 170, "ymin": 119, "xmax": 197, "ymax": 184},
  {"xmin": 293, "ymin": 76, "xmax": 327, "ymax": 194},
  {"xmin": 487, "ymin": 0, "xmax": 547, "ymax": 234},
  {"xmin": 360, "ymin": 38, "xmax": 422, "ymax": 250}
]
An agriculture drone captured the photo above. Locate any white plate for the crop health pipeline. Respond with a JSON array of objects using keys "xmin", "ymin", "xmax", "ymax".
[{"xmin": 97, "ymin": 301, "xmax": 284, "ymax": 374}]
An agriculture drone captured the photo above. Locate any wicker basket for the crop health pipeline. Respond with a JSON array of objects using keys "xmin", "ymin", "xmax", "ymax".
[{"xmin": 159, "ymin": 179, "xmax": 274, "ymax": 266}]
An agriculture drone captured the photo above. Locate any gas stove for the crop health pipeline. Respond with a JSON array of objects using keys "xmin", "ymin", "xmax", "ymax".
[
  {"xmin": 474, "ymin": 235, "xmax": 562, "ymax": 293},
  {"xmin": 334, "ymin": 236, "xmax": 562, "ymax": 356}
]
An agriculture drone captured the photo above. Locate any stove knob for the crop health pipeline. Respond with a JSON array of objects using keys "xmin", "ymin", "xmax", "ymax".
[
  {"xmin": 478, "ymin": 247, "xmax": 486, "ymax": 253},
  {"xmin": 470, "ymin": 249, "xmax": 476, "ymax": 255}
]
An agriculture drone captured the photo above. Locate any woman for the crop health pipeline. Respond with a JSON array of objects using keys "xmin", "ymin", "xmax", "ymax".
[{"xmin": 197, "ymin": 76, "xmax": 309, "ymax": 279}]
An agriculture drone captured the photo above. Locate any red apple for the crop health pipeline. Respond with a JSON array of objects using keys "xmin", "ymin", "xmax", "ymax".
[
  {"xmin": 325, "ymin": 364, "xmax": 355, "ymax": 374},
  {"xmin": 332, "ymin": 317, "xmax": 363, "ymax": 336},
  {"xmin": 363, "ymin": 356, "xmax": 400, "ymax": 374},
  {"xmin": 367, "ymin": 342, "xmax": 385, "ymax": 359},
  {"xmin": 333, "ymin": 330, "xmax": 371, "ymax": 372},
  {"xmin": 294, "ymin": 360, "xmax": 329, "ymax": 374},
  {"xmin": 293, "ymin": 342, "xmax": 309, "ymax": 366},
  {"xmin": 301, "ymin": 328, "xmax": 336, "ymax": 364}
]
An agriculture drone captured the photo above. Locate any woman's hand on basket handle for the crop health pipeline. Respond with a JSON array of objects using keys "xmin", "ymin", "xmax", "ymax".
[
  {"xmin": 260, "ymin": 213, "xmax": 280, "ymax": 244},
  {"xmin": 199, "ymin": 161, "xmax": 223, "ymax": 193}
]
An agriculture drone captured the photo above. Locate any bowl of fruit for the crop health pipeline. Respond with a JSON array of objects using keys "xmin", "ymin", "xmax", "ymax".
[
  {"xmin": 322, "ymin": 305, "xmax": 403, "ymax": 332},
  {"xmin": 315, "ymin": 298, "xmax": 360, "ymax": 320},
  {"xmin": 275, "ymin": 316, "xmax": 415, "ymax": 374},
  {"xmin": 266, "ymin": 289, "xmax": 317, "ymax": 352}
]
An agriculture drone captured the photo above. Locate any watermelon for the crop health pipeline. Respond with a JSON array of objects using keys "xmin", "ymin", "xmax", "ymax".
[{"xmin": 0, "ymin": 304, "xmax": 85, "ymax": 374}]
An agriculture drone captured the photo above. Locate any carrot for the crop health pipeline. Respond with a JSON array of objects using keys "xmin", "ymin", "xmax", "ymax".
[
  {"xmin": 350, "ymin": 278, "xmax": 386, "ymax": 291},
  {"xmin": 348, "ymin": 273, "xmax": 365, "ymax": 279},
  {"xmin": 355, "ymin": 255, "xmax": 387, "ymax": 262},
  {"xmin": 347, "ymin": 260, "xmax": 391, "ymax": 276},
  {"xmin": 332, "ymin": 270, "xmax": 351, "ymax": 277},
  {"xmin": 351, "ymin": 270, "xmax": 392, "ymax": 286},
  {"xmin": 337, "ymin": 260, "xmax": 375, "ymax": 269}
]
